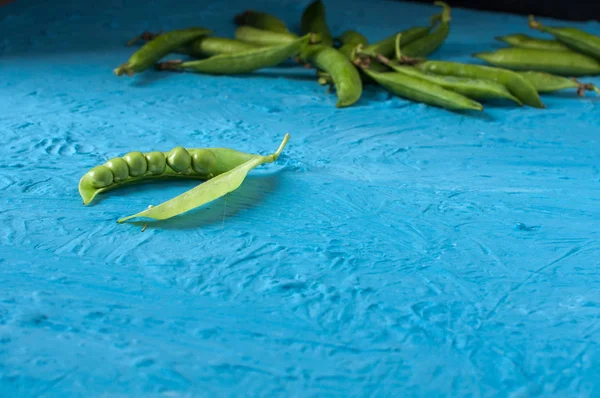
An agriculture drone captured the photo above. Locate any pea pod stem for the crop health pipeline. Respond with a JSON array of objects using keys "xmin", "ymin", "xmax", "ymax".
[{"xmin": 117, "ymin": 134, "xmax": 290, "ymax": 224}]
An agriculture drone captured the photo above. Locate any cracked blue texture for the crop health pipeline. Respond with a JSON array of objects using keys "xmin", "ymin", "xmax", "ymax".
[{"xmin": 1, "ymin": 0, "xmax": 600, "ymax": 396}]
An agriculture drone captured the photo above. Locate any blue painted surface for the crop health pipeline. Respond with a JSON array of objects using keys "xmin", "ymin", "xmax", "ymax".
[{"xmin": 1, "ymin": 0, "xmax": 600, "ymax": 396}]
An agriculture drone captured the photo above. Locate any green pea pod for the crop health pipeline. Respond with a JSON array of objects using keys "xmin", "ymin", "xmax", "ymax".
[
  {"xmin": 401, "ymin": 1, "xmax": 451, "ymax": 58},
  {"xmin": 363, "ymin": 68, "xmax": 483, "ymax": 111},
  {"xmin": 495, "ymin": 34, "xmax": 570, "ymax": 51},
  {"xmin": 234, "ymin": 10, "xmax": 289, "ymax": 33},
  {"xmin": 416, "ymin": 60, "xmax": 545, "ymax": 108},
  {"xmin": 235, "ymin": 26, "xmax": 298, "ymax": 46},
  {"xmin": 127, "ymin": 31, "xmax": 260, "ymax": 57},
  {"xmin": 159, "ymin": 34, "xmax": 315, "ymax": 75},
  {"xmin": 386, "ymin": 62, "xmax": 522, "ymax": 105},
  {"xmin": 184, "ymin": 37, "xmax": 262, "ymax": 57},
  {"xmin": 300, "ymin": 44, "xmax": 363, "ymax": 107},
  {"xmin": 337, "ymin": 30, "xmax": 369, "ymax": 59},
  {"xmin": 337, "ymin": 30, "xmax": 369, "ymax": 47},
  {"xmin": 518, "ymin": 71, "xmax": 600, "ymax": 95},
  {"xmin": 301, "ymin": 0, "xmax": 333, "ymax": 46},
  {"xmin": 116, "ymin": 135, "xmax": 289, "ymax": 223},
  {"xmin": 114, "ymin": 27, "xmax": 211, "ymax": 76},
  {"xmin": 364, "ymin": 26, "xmax": 432, "ymax": 58},
  {"xmin": 530, "ymin": 16, "xmax": 600, "ymax": 61},
  {"xmin": 473, "ymin": 48, "xmax": 600, "ymax": 76}
]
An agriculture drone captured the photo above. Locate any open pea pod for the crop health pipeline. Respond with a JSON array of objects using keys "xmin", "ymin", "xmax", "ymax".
[{"xmin": 116, "ymin": 134, "xmax": 289, "ymax": 223}]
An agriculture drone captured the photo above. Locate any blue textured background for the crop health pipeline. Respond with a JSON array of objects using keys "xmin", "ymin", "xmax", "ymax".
[{"xmin": 1, "ymin": 0, "xmax": 600, "ymax": 396}]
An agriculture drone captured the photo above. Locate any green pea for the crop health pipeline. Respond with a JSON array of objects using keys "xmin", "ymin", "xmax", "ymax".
[
  {"xmin": 145, "ymin": 151, "xmax": 166, "ymax": 175},
  {"xmin": 234, "ymin": 26, "xmax": 298, "ymax": 47},
  {"xmin": 495, "ymin": 34, "xmax": 570, "ymax": 52},
  {"xmin": 167, "ymin": 146, "xmax": 192, "ymax": 172},
  {"xmin": 123, "ymin": 151, "xmax": 147, "ymax": 176},
  {"xmin": 87, "ymin": 165, "xmax": 114, "ymax": 188},
  {"xmin": 191, "ymin": 149, "xmax": 217, "ymax": 174},
  {"xmin": 105, "ymin": 157, "xmax": 129, "ymax": 182}
]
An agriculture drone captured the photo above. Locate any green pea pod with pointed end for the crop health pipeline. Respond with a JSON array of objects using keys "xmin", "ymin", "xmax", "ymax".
[
  {"xmin": 473, "ymin": 48, "xmax": 600, "ymax": 76},
  {"xmin": 301, "ymin": 0, "xmax": 333, "ymax": 46},
  {"xmin": 495, "ymin": 34, "xmax": 570, "ymax": 51},
  {"xmin": 364, "ymin": 26, "xmax": 432, "ymax": 59},
  {"xmin": 116, "ymin": 135, "xmax": 289, "ymax": 223},
  {"xmin": 336, "ymin": 30, "xmax": 369, "ymax": 47},
  {"xmin": 234, "ymin": 10, "xmax": 289, "ymax": 33},
  {"xmin": 158, "ymin": 34, "xmax": 316, "ymax": 75},
  {"xmin": 184, "ymin": 37, "xmax": 262, "ymax": 57},
  {"xmin": 529, "ymin": 16, "xmax": 600, "ymax": 61},
  {"xmin": 337, "ymin": 30, "xmax": 369, "ymax": 60},
  {"xmin": 114, "ymin": 27, "xmax": 211, "ymax": 76},
  {"xmin": 401, "ymin": 1, "xmax": 451, "ymax": 58},
  {"xmin": 300, "ymin": 44, "xmax": 363, "ymax": 107},
  {"xmin": 386, "ymin": 62, "xmax": 522, "ymax": 105},
  {"xmin": 362, "ymin": 68, "xmax": 483, "ymax": 111},
  {"xmin": 415, "ymin": 60, "xmax": 545, "ymax": 108},
  {"xmin": 234, "ymin": 26, "xmax": 299, "ymax": 46},
  {"xmin": 518, "ymin": 71, "xmax": 600, "ymax": 96}
]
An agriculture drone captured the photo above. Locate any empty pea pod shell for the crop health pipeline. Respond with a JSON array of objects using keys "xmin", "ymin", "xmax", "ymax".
[
  {"xmin": 116, "ymin": 134, "xmax": 290, "ymax": 223},
  {"xmin": 158, "ymin": 34, "xmax": 315, "ymax": 74},
  {"xmin": 234, "ymin": 10, "xmax": 289, "ymax": 33},
  {"xmin": 473, "ymin": 48, "xmax": 600, "ymax": 76},
  {"xmin": 114, "ymin": 27, "xmax": 212, "ymax": 76},
  {"xmin": 495, "ymin": 34, "xmax": 570, "ymax": 51}
]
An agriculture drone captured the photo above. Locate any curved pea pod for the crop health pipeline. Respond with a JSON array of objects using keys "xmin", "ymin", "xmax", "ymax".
[
  {"xmin": 387, "ymin": 62, "xmax": 522, "ymax": 105},
  {"xmin": 234, "ymin": 26, "xmax": 298, "ymax": 46},
  {"xmin": 363, "ymin": 68, "xmax": 483, "ymax": 112},
  {"xmin": 416, "ymin": 60, "xmax": 545, "ymax": 108},
  {"xmin": 530, "ymin": 16, "xmax": 600, "ymax": 61},
  {"xmin": 401, "ymin": 1, "xmax": 451, "ymax": 58},
  {"xmin": 116, "ymin": 134, "xmax": 290, "ymax": 223},
  {"xmin": 473, "ymin": 48, "xmax": 600, "ymax": 77},
  {"xmin": 364, "ymin": 26, "xmax": 432, "ymax": 58},
  {"xmin": 114, "ymin": 27, "xmax": 211, "ymax": 76},
  {"xmin": 234, "ymin": 10, "xmax": 289, "ymax": 33},
  {"xmin": 301, "ymin": 0, "xmax": 333, "ymax": 46},
  {"xmin": 78, "ymin": 141, "xmax": 268, "ymax": 205},
  {"xmin": 495, "ymin": 34, "xmax": 570, "ymax": 51},
  {"xmin": 518, "ymin": 71, "xmax": 600, "ymax": 96},
  {"xmin": 158, "ymin": 34, "xmax": 316, "ymax": 75},
  {"xmin": 300, "ymin": 44, "xmax": 363, "ymax": 107}
]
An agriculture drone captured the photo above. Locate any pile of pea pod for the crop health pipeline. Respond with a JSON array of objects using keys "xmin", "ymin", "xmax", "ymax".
[{"xmin": 115, "ymin": 0, "xmax": 600, "ymax": 112}]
